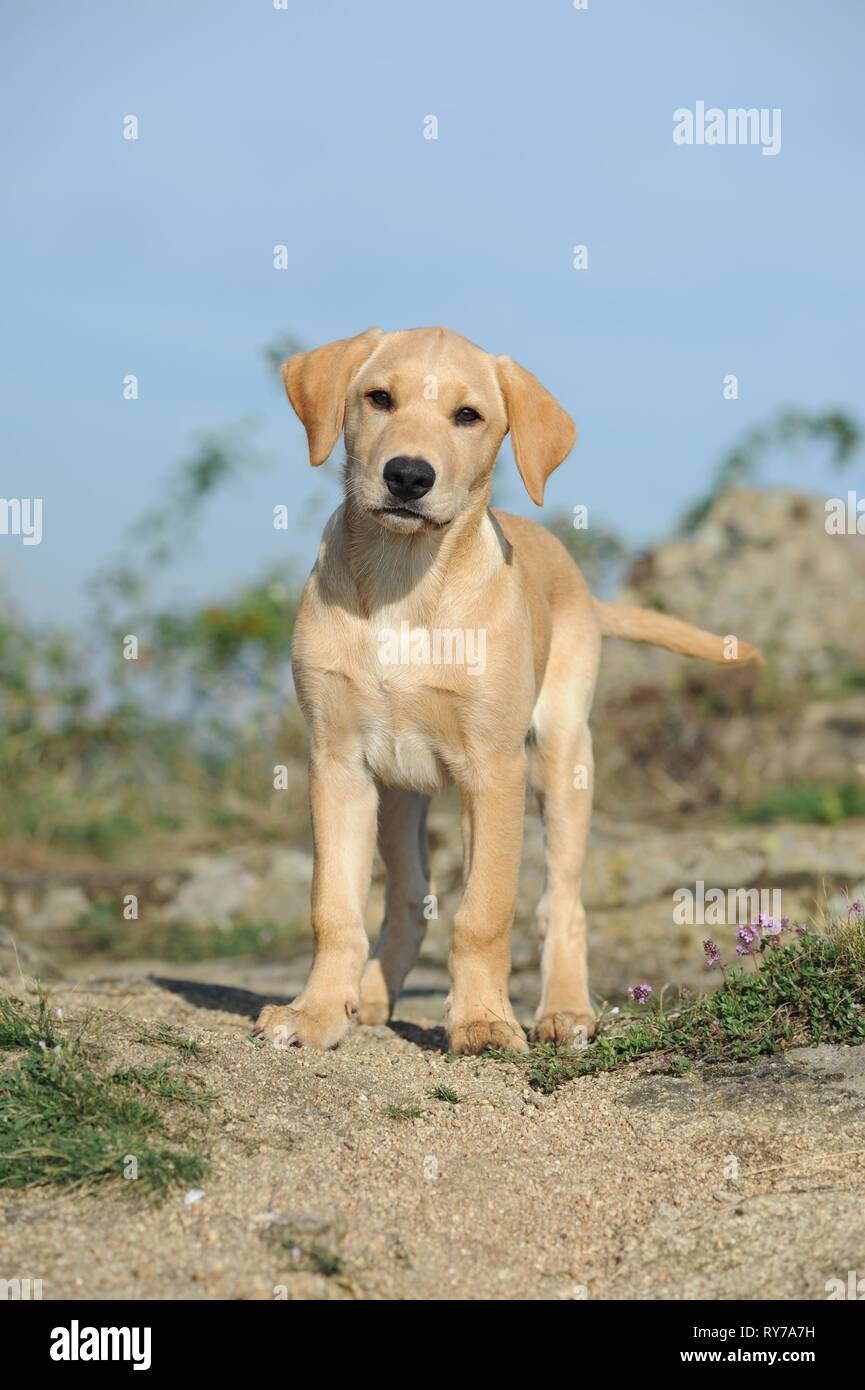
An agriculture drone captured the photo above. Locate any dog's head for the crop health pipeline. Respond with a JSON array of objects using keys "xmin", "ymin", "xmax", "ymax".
[{"xmin": 282, "ymin": 326, "xmax": 576, "ymax": 532}]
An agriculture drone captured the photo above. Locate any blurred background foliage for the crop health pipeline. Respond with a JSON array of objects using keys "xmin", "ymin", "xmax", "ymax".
[{"xmin": 678, "ymin": 409, "xmax": 861, "ymax": 535}]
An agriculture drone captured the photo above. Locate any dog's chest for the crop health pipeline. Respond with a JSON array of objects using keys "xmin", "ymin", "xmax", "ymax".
[
  {"xmin": 362, "ymin": 712, "xmax": 447, "ymax": 792},
  {"xmin": 298, "ymin": 610, "xmax": 475, "ymax": 792},
  {"xmin": 356, "ymin": 633, "xmax": 466, "ymax": 792}
]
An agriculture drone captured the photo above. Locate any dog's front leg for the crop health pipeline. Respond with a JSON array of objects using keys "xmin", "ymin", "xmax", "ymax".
[
  {"xmin": 254, "ymin": 753, "xmax": 377, "ymax": 1049},
  {"xmin": 447, "ymin": 756, "xmax": 529, "ymax": 1054}
]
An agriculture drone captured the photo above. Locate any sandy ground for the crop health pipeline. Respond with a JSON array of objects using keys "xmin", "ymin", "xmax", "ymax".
[{"xmin": 3, "ymin": 958, "xmax": 865, "ymax": 1302}]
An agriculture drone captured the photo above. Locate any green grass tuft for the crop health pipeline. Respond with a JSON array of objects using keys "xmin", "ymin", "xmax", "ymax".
[
  {"xmin": 110, "ymin": 1060, "xmax": 217, "ymax": 1111},
  {"xmin": 134, "ymin": 1022, "xmax": 203, "ymax": 1057},
  {"xmin": 429, "ymin": 1083, "xmax": 460, "ymax": 1105},
  {"xmin": 383, "ymin": 1103, "xmax": 423, "ymax": 1120},
  {"xmin": 0, "ymin": 994, "xmax": 211, "ymax": 1196},
  {"xmin": 308, "ymin": 1246, "xmax": 344, "ymax": 1278},
  {"xmin": 0, "ymin": 991, "xmax": 62, "ymax": 1051},
  {"xmin": 492, "ymin": 913, "xmax": 865, "ymax": 1093}
]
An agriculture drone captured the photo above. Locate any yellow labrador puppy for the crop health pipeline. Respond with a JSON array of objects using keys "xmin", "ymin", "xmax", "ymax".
[{"xmin": 253, "ymin": 327, "xmax": 760, "ymax": 1055}]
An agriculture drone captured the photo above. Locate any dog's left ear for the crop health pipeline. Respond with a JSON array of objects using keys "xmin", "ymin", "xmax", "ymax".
[
  {"xmin": 282, "ymin": 327, "xmax": 384, "ymax": 466},
  {"xmin": 496, "ymin": 356, "xmax": 577, "ymax": 506}
]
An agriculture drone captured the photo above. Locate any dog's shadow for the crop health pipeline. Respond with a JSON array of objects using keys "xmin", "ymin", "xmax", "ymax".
[
  {"xmin": 149, "ymin": 974, "xmax": 449, "ymax": 1052},
  {"xmin": 388, "ymin": 1018, "xmax": 448, "ymax": 1052},
  {"xmin": 149, "ymin": 974, "xmax": 289, "ymax": 1020}
]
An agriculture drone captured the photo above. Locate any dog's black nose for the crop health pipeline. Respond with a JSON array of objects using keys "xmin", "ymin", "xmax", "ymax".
[{"xmin": 383, "ymin": 456, "xmax": 436, "ymax": 501}]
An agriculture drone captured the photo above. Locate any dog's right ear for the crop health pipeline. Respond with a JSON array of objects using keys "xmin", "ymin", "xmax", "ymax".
[{"xmin": 282, "ymin": 328, "xmax": 384, "ymax": 467}]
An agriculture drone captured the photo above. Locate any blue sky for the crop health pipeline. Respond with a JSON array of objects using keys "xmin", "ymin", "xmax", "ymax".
[{"xmin": 2, "ymin": 0, "xmax": 863, "ymax": 623}]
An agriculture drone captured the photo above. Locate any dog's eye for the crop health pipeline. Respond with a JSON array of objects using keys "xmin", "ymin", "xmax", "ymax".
[
  {"xmin": 454, "ymin": 406, "xmax": 482, "ymax": 426},
  {"xmin": 366, "ymin": 389, "xmax": 394, "ymax": 411}
]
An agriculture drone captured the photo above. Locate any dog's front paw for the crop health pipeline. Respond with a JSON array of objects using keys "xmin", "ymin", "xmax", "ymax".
[
  {"xmin": 448, "ymin": 1016, "xmax": 528, "ymax": 1056},
  {"xmin": 252, "ymin": 997, "xmax": 355, "ymax": 1050},
  {"xmin": 530, "ymin": 1010, "xmax": 596, "ymax": 1047}
]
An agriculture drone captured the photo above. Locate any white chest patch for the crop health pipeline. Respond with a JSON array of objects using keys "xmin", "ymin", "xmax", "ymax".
[{"xmin": 363, "ymin": 714, "xmax": 447, "ymax": 793}]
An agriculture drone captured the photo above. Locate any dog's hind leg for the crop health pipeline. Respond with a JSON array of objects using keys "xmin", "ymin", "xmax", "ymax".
[
  {"xmin": 358, "ymin": 785, "xmax": 431, "ymax": 1025},
  {"xmin": 528, "ymin": 646, "xmax": 598, "ymax": 1045},
  {"xmin": 529, "ymin": 717, "xmax": 596, "ymax": 1044}
]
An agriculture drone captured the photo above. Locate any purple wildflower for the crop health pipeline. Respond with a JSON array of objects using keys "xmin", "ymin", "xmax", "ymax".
[
  {"xmin": 703, "ymin": 939, "xmax": 721, "ymax": 967},
  {"xmin": 761, "ymin": 917, "xmax": 784, "ymax": 938},
  {"xmin": 848, "ymin": 899, "xmax": 863, "ymax": 918},
  {"xmin": 628, "ymin": 983, "xmax": 652, "ymax": 1004},
  {"xmin": 735, "ymin": 944, "xmax": 749, "ymax": 957},
  {"xmin": 737, "ymin": 923, "xmax": 759, "ymax": 945}
]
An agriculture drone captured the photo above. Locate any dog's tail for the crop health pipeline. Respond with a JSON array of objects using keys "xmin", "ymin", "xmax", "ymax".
[{"xmin": 593, "ymin": 599, "xmax": 763, "ymax": 666}]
